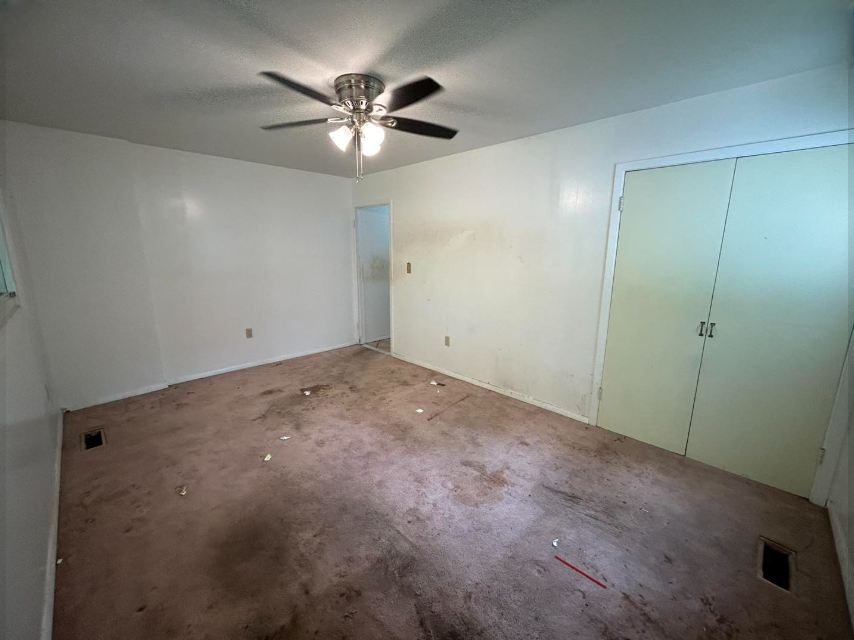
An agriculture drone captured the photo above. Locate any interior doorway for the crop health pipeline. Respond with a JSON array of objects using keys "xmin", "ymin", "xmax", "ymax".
[{"xmin": 355, "ymin": 204, "xmax": 391, "ymax": 353}]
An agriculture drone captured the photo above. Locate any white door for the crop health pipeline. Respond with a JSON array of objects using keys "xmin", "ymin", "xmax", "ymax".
[
  {"xmin": 598, "ymin": 160, "xmax": 736, "ymax": 453},
  {"xmin": 356, "ymin": 205, "xmax": 391, "ymax": 344},
  {"xmin": 685, "ymin": 145, "xmax": 851, "ymax": 496}
]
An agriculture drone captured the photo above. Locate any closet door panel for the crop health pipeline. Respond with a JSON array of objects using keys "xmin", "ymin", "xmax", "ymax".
[
  {"xmin": 686, "ymin": 145, "xmax": 850, "ymax": 496},
  {"xmin": 598, "ymin": 160, "xmax": 736, "ymax": 453}
]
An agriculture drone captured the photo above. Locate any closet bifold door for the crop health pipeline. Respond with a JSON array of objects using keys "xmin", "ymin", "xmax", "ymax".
[
  {"xmin": 598, "ymin": 159, "xmax": 736, "ymax": 454},
  {"xmin": 685, "ymin": 145, "xmax": 851, "ymax": 497}
]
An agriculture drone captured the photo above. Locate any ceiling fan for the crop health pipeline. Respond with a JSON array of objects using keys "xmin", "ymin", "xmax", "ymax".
[{"xmin": 259, "ymin": 72, "xmax": 458, "ymax": 179}]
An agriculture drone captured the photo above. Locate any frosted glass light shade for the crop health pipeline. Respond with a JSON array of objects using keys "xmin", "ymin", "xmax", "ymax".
[{"xmin": 329, "ymin": 125, "xmax": 353, "ymax": 151}]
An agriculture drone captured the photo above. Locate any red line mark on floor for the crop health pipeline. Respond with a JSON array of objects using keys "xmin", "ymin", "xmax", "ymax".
[{"xmin": 554, "ymin": 555, "xmax": 607, "ymax": 589}]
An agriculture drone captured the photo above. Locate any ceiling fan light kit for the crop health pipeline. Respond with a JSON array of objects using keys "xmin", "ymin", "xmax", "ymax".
[{"xmin": 260, "ymin": 71, "xmax": 458, "ymax": 179}]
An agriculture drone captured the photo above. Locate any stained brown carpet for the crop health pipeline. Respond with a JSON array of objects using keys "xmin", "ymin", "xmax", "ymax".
[{"xmin": 54, "ymin": 346, "xmax": 851, "ymax": 639}]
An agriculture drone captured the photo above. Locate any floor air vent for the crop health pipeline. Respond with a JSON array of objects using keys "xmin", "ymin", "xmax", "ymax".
[
  {"xmin": 82, "ymin": 429, "xmax": 106, "ymax": 451},
  {"xmin": 758, "ymin": 537, "xmax": 794, "ymax": 592}
]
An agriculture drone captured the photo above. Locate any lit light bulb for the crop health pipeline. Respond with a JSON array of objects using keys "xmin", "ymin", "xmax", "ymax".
[
  {"xmin": 360, "ymin": 122, "xmax": 385, "ymax": 156},
  {"xmin": 329, "ymin": 125, "xmax": 353, "ymax": 151},
  {"xmin": 361, "ymin": 122, "xmax": 385, "ymax": 146},
  {"xmin": 361, "ymin": 140, "xmax": 382, "ymax": 156}
]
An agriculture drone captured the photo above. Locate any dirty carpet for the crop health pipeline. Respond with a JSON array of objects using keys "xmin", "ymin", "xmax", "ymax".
[{"xmin": 54, "ymin": 346, "xmax": 851, "ymax": 639}]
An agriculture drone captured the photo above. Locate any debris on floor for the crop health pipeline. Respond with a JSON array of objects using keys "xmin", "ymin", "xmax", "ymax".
[
  {"xmin": 279, "ymin": 436, "xmax": 291, "ymax": 440},
  {"xmin": 263, "ymin": 454, "xmax": 272, "ymax": 462},
  {"xmin": 430, "ymin": 380, "xmax": 446, "ymax": 386},
  {"xmin": 299, "ymin": 384, "xmax": 330, "ymax": 396},
  {"xmin": 554, "ymin": 555, "xmax": 607, "ymax": 589},
  {"xmin": 56, "ymin": 558, "xmax": 63, "ymax": 565},
  {"xmin": 416, "ymin": 409, "xmax": 424, "ymax": 413},
  {"xmin": 177, "ymin": 486, "xmax": 187, "ymax": 496},
  {"xmin": 552, "ymin": 539, "xmax": 559, "ymax": 548}
]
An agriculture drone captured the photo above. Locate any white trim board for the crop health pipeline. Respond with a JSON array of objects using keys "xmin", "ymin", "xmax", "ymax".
[
  {"xmin": 349, "ymin": 205, "xmax": 361, "ymax": 346},
  {"xmin": 68, "ymin": 342, "xmax": 359, "ymax": 410},
  {"xmin": 67, "ymin": 382, "xmax": 169, "ymax": 411},
  {"xmin": 39, "ymin": 409, "xmax": 64, "ymax": 640},
  {"xmin": 828, "ymin": 497, "xmax": 854, "ymax": 630},
  {"xmin": 588, "ymin": 130, "xmax": 852, "ymax": 490},
  {"xmin": 354, "ymin": 206, "xmax": 367, "ymax": 343},
  {"xmin": 166, "ymin": 341, "xmax": 359, "ymax": 385},
  {"xmin": 811, "ymin": 332, "xmax": 852, "ymax": 506},
  {"xmin": 390, "ymin": 350, "xmax": 589, "ymax": 425}
]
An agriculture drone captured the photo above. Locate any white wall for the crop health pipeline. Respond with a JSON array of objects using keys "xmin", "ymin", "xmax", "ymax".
[
  {"xmin": 4, "ymin": 122, "xmax": 356, "ymax": 409},
  {"xmin": 5, "ymin": 125, "xmax": 165, "ymax": 409},
  {"xmin": 356, "ymin": 205, "xmax": 391, "ymax": 343},
  {"xmin": 353, "ymin": 65, "xmax": 849, "ymax": 422},
  {"xmin": 2, "ymin": 306, "xmax": 61, "ymax": 640},
  {"xmin": 1, "ymin": 130, "xmax": 63, "ymax": 640},
  {"xmin": 131, "ymin": 145, "xmax": 355, "ymax": 383}
]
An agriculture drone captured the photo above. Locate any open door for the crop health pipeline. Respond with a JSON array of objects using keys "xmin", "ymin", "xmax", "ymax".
[{"xmin": 355, "ymin": 205, "xmax": 390, "ymax": 352}]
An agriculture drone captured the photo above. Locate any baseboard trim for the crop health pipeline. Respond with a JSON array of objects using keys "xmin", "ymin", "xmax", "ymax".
[
  {"xmin": 71, "ymin": 342, "xmax": 361, "ymax": 411},
  {"xmin": 39, "ymin": 409, "xmax": 64, "ymax": 640},
  {"xmin": 73, "ymin": 382, "xmax": 170, "ymax": 411},
  {"xmin": 828, "ymin": 498, "xmax": 854, "ymax": 630},
  {"xmin": 390, "ymin": 352, "xmax": 590, "ymax": 425},
  {"xmin": 166, "ymin": 341, "xmax": 359, "ymax": 385}
]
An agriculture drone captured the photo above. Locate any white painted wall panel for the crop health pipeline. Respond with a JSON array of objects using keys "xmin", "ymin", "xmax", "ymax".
[
  {"xmin": 1, "ymin": 145, "xmax": 63, "ymax": 640},
  {"xmin": 2, "ymin": 306, "xmax": 61, "ymax": 640},
  {"xmin": 131, "ymin": 145, "xmax": 355, "ymax": 382},
  {"xmin": 4, "ymin": 123, "xmax": 356, "ymax": 408},
  {"xmin": 5, "ymin": 124, "xmax": 164, "ymax": 409},
  {"xmin": 353, "ymin": 66, "xmax": 848, "ymax": 421}
]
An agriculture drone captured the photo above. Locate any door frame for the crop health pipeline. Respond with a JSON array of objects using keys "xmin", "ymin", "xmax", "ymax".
[
  {"xmin": 588, "ymin": 129, "xmax": 851, "ymax": 501},
  {"xmin": 352, "ymin": 201, "xmax": 393, "ymax": 351}
]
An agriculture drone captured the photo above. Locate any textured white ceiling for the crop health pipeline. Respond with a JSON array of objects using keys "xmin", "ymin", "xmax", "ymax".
[{"xmin": 2, "ymin": 0, "xmax": 848, "ymax": 177}]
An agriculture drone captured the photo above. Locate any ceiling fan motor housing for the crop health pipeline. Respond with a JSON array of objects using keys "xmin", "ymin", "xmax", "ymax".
[{"xmin": 334, "ymin": 74, "xmax": 385, "ymax": 112}]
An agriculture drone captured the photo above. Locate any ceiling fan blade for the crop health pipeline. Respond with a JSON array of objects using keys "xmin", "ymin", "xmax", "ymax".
[
  {"xmin": 382, "ymin": 116, "xmax": 458, "ymax": 140},
  {"xmin": 379, "ymin": 77, "xmax": 443, "ymax": 113},
  {"xmin": 259, "ymin": 71, "xmax": 336, "ymax": 106},
  {"xmin": 261, "ymin": 118, "xmax": 332, "ymax": 131}
]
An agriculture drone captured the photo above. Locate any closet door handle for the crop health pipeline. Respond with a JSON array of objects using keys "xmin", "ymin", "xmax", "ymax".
[
  {"xmin": 708, "ymin": 322, "xmax": 716, "ymax": 338},
  {"xmin": 698, "ymin": 321, "xmax": 706, "ymax": 337}
]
